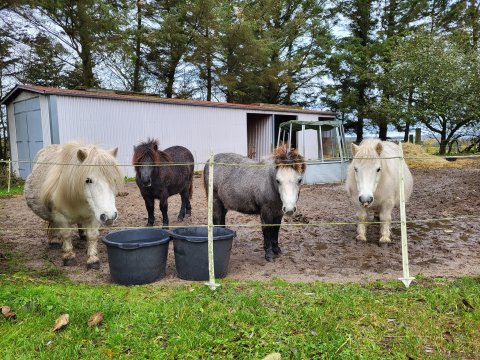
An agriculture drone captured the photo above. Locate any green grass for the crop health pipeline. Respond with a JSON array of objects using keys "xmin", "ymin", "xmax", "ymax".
[
  {"xmin": 0, "ymin": 184, "xmax": 24, "ymax": 197},
  {"xmin": 0, "ymin": 274, "xmax": 479, "ymax": 359}
]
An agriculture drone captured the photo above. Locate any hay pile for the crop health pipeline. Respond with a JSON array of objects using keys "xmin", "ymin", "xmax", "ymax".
[{"xmin": 402, "ymin": 142, "xmax": 476, "ymax": 169}]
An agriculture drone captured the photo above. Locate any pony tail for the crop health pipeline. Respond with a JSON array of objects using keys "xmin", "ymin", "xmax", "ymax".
[{"xmin": 189, "ymin": 180, "xmax": 193, "ymax": 200}]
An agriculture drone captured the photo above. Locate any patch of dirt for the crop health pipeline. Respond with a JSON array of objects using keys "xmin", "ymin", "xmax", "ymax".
[{"xmin": 1, "ymin": 165, "xmax": 480, "ymax": 284}]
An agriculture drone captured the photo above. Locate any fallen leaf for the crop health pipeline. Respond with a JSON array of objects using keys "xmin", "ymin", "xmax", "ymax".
[
  {"xmin": 1, "ymin": 306, "xmax": 16, "ymax": 319},
  {"xmin": 53, "ymin": 314, "xmax": 69, "ymax": 331},
  {"xmin": 262, "ymin": 353, "xmax": 281, "ymax": 360},
  {"xmin": 443, "ymin": 331, "xmax": 453, "ymax": 342},
  {"xmin": 87, "ymin": 312, "xmax": 103, "ymax": 327},
  {"xmin": 462, "ymin": 299, "xmax": 474, "ymax": 310},
  {"xmin": 1, "ymin": 306, "xmax": 11, "ymax": 316}
]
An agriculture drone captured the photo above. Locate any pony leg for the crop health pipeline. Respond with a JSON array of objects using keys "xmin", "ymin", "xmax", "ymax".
[
  {"xmin": 52, "ymin": 214, "xmax": 76, "ymax": 266},
  {"xmin": 185, "ymin": 188, "xmax": 192, "ymax": 217},
  {"xmin": 144, "ymin": 197, "xmax": 155, "ymax": 226},
  {"xmin": 356, "ymin": 207, "xmax": 368, "ymax": 242},
  {"xmin": 159, "ymin": 196, "xmax": 169, "ymax": 228},
  {"xmin": 261, "ymin": 213, "xmax": 274, "ymax": 261},
  {"xmin": 177, "ymin": 189, "xmax": 189, "ymax": 221},
  {"xmin": 212, "ymin": 198, "xmax": 226, "ymax": 227},
  {"xmin": 61, "ymin": 234, "xmax": 76, "ymax": 266},
  {"xmin": 271, "ymin": 215, "xmax": 283, "ymax": 256},
  {"xmin": 77, "ymin": 223, "xmax": 87, "ymax": 241},
  {"xmin": 47, "ymin": 222, "xmax": 62, "ymax": 249},
  {"xmin": 379, "ymin": 206, "xmax": 393, "ymax": 244},
  {"xmin": 85, "ymin": 225, "xmax": 101, "ymax": 269}
]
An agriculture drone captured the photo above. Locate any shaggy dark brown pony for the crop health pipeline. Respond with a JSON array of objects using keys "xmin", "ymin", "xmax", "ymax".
[
  {"xmin": 133, "ymin": 139, "xmax": 194, "ymax": 227},
  {"xmin": 204, "ymin": 144, "xmax": 306, "ymax": 261}
]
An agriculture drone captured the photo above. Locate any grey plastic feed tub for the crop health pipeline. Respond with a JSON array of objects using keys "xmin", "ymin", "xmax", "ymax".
[
  {"xmin": 170, "ymin": 227, "xmax": 236, "ymax": 281},
  {"xmin": 102, "ymin": 228, "xmax": 170, "ymax": 285}
]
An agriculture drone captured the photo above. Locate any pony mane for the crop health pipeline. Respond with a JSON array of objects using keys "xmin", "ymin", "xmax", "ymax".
[
  {"xmin": 132, "ymin": 138, "xmax": 172, "ymax": 165},
  {"xmin": 353, "ymin": 139, "xmax": 383, "ymax": 159},
  {"xmin": 272, "ymin": 144, "xmax": 306, "ymax": 174},
  {"xmin": 40, "ymin": 141, "xmax": 124, "ymax": 207},
  {"xmin": 352, "ymin": 139, "xmax": 400, "ymax": 160}
]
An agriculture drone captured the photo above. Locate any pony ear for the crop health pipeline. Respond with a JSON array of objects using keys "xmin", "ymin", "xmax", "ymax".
[
  {"xmin": 109, "ymin": 147, "xmax": 118, "ymax": 158},
  {"xmin": 375, "ymin": 142, "xmax": 383, "ymax": 156},
  {"xmin": 153, "ymin": 143, "xmax": 158, "ymax": 151},
  {"xmin": 77, "ymin": 148, "xmax": 88, "ymax": 162},
  {"xmin": 351, "ymin": 143, "xmax": 359, "ymax": 156}
]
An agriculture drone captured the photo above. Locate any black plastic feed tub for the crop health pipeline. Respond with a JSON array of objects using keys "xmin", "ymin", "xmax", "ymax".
[
  {"xmin": 102, "ymin": 229, "xmax": 170, "ymax": 285},
  {"xmin": 170, "ymin": 227, "xmax": 236, "ymax": 281}
]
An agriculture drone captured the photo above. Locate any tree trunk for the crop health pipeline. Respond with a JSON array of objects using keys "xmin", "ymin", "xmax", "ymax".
[
  {"xmin": 77, "ymin": 1, "xmax": 95, "ymax": 87},
  {"xmin": 206, "ymin": 60, "xmax": 212, "ymax": 101},
  {"xmin": 469, "ymin": 0, "xmax": 479, "ymax": 50},
  {"xmin": 205, "ymin": 28, "xmax": 212, "ymax": 101},
  {"xmin": 439, "ymin": 124, "xmax": 447, "ymax": 155},
  {"xmin": 403, "ymin": 88, "xmax": 414, "ymax": 142},
  {"xmin": 356, "ymin": 115, "xmax": 364, "ymax": 143},
  {"xmin": 133, "ymin": 0, "xmax": 143, "ymax": 92},
  {"xmin": 378, "ymin": 123, "xmax": 388, "ymax": 140},
  {"xmin": 356, "ymin": 79, "xmax": 367, "ymax": 143},
  {"xmin": 165, "ymin": 70, "xmax": 175, "ymax": 98},
  {"xmin": 403, "ymin": 122, "xmax": 410, "ymax": 142}
]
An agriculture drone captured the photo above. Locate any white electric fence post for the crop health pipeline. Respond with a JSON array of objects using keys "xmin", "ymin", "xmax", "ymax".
[
  {"xmin": 398, "ymin": 142, "xmax": 414, "ymax": 288},
  {"xmin": 205, "ymin": 152, "xmax": 220, "ymax": 290},
  {"xmin": 7, "ymin": 159, "xmax": 11, "ymax": 193}
]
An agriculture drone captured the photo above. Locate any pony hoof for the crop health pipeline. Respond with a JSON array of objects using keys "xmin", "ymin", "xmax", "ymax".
[
  {"xmin": 265, "ymin": 250, "xmax": 274, "ymax": 262},
  {"xmin": 379, "ymin": 237, "xmax": 391, "ymax": 244},
  {"xmin": 87, "ymin": 261, "xmax": 101, "ymax": 270},
  {"xmin": 356, "ymin": 235, "xmax": 367, "ymax": 242},
  {"xmin": 63, "ymin": 257, "xmax": 77, "ymax": 266},
  {"xmin": 272, "ymin": 247, "xmax": 282, "ymax": 255},
  {"xmin": 146, "ymin": 222, "xmax": 154, "ymax": 227},
  {"xmin": 177, "ymin": 216, "xmax": 185, "ymax": 222},
  {"xmin": 48, "ymin": 242, "xmax": 62, "ymax": 249},
  {"xmin": 185, "ymin": 211, "xmax": 192, "ymax": 218}
]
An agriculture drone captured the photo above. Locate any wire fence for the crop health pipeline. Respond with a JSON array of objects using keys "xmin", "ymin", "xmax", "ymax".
[
  {"xmin": 1, "ymin": 147, "xmax": 479, "ymax": 288},
  {"xmin": 3, "ymin": 153, "xmax": 480, "ymax": 169}
]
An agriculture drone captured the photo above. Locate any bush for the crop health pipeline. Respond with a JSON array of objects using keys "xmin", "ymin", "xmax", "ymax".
[{"xmin": 0, "ymin": 162, "xmax": 24, "ymax": 188}]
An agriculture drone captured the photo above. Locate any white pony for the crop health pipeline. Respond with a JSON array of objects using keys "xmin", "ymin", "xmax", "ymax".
[
  {"xmin": 24, "ymin": 141, "xmax": 123, "ymax": 269},
  {"xmin": 346, "ymin": 139, "xmax": 413, "ymax": 244}
]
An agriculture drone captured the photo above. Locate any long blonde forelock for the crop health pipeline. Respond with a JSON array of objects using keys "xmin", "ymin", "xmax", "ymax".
[{"xmin": 40, "ymin": 142, "xmax": 124, "ymax": 207}]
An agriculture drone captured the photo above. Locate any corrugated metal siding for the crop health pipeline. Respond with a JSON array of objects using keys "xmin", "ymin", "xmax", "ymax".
[
  {"xmin": 247, "ymin": 114, "xmax": 273, "ymax": 161},
  {"xmin": 55, "ymin": 96, "xmax": 248, "ymax": 176}
]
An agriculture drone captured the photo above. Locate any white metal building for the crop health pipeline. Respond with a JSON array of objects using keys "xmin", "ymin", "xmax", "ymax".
[{"xmin": 1, "ymin": 84, "xmax": 336, "ymax": 179}]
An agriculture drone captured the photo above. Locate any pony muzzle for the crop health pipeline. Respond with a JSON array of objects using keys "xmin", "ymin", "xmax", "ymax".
[
  {"xmin": 359, "ymin": 195, "xmax": 374, "ymax": 207},
  {"xmin": 100, "ymin": 211, "xmax": 118, "ymax": 226},
  {"xmin": 282, "ymin": 206, "xmax": 297, "ymax": 216}
]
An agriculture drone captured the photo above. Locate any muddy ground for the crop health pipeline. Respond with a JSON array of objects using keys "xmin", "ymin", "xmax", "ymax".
[{"xmin": 1, "ymin": 165, "xmax": 480, "ymax": 284}]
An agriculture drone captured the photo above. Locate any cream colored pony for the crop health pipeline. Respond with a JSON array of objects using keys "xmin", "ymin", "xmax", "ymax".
[
  {"xmin": 24, "ymin": 141, "xmax": 123, "ymax": 269},
  {"xmin": 346, "ymin": 139, "xmax": 413, "ymax": 244}
]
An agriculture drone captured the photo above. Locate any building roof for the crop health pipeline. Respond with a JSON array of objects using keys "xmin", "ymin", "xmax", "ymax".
[
  {"xmin": 0, "ymin": 84, "xmax": 335, "ymax": 117},
  {"xmin": 279, "ymin": 120, "xmax": 343, "ymax": 132}
]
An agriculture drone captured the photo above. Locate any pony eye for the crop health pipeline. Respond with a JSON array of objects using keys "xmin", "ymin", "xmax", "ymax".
[
  {"xmin": 86, "ymin": 178, "xmax": 93, "ymax": 184},
  {"xmin": 276, "ymin": 179, "xmax": 280, "ymax": 185},
  {"xmin": 376, "ymin": 168, "xmax": 381, "ymax": 172},
  {"xmin": 354, "ymin": 167, "xmax": 358, "ymax": 172},
  {"xmin": 298, "ymin": 178, "xmax": 302, "ymax": 184}
]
